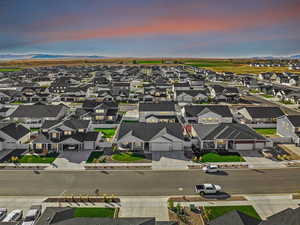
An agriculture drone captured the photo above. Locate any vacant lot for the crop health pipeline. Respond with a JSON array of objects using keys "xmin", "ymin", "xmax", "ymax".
[{"xmin": 137, "ymin": 60, "xmax": 163, "ymax": 64}]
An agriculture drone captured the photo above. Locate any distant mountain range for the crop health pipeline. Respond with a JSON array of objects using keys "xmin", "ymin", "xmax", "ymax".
[
  {"xmin": 0, "ymin": 54, "xmax": 107, "ymax": 60},
  {"xmin": 290, "ymin": 55, "xmax": 300, "ymax": 59}
]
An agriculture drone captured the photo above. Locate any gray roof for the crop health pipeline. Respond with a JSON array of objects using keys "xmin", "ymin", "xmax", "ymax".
[
  {"xmin": 11, "ymin": 105, "xmax": 65, "ymax": 118},
  {"xmin": 176, "ymin": 90, "xmax": 207, "ymax": 97},
  {"xmin": 243, "ymin": 107, "xmax": 285, "ymax": 119},
  {"xmin": 260, "ymin": 207, "xmax": 300, "ymax": 225},
  {"xmin": 42, "ymin": 120, "xmax": 90, "ymax": 130},
  {"xmin": 209, "ymin": 210, "xmax": 261, "ymax": 225},
  {"xmin": 139, "ymin": 102, "xmax": 175, "ymax": 112},
  {"xmin": 184, "ymin": 105, "xmax": 233, "ymax": 117},
  {"xmin": 0, "ymin": 123, "xmax": 30, "ymax": 140},
  {"xmin": 286, "ymin": 115, "xmax": 300, "ymax": 127},
  {"xmin": 35, "ymin": 207, "xmax": 171, "ymax": 225},
  {"xmin": 192, "ymin": 123, "xmax": 266, "ymax": 141},
  {"xmin": 117, "ymin": 122, "xmax": 184, "ymax": 141}
]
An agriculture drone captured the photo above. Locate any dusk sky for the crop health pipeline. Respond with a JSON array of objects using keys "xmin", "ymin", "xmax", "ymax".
[{"xmin": 1, "ymin": 0, "xmax": 300, "ymax": 57}]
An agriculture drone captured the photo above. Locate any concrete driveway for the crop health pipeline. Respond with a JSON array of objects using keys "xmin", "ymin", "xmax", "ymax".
[
  {"xmin": 246, "ymin": 194, "xmax": 300, "ymax": 219},
  {"xmin": 119, "ymin": 197, "xmax": 169, "ymax": 221},
  {"xmin": 152, "ymin": 151, "xmax": 189, "ymax": 170},
  {"xmin": 48, "ymin": 150, "xmax": 92, "ymax": 170}
]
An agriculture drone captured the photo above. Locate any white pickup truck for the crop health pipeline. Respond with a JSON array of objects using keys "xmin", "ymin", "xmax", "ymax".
[{"xmin": 195, "ymin": 183, "xmax": 222, "ymax": 195}]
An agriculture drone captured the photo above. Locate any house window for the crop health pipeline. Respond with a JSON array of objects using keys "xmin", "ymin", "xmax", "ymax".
[
  {"xmin": 36, "ymin": 143, "xmax": 42, "ymax": 149},
  {"xmin": 52, "ymin": 133, "xmax": 58, "ymax": 138},
  {"xmin": 96, "ymin": 109, "xmax": 104, "ymax": 113},
  {"xmin": 78, "ymin": 129, "xmax": 84, "ymax": 132},
  {"xmin": 64, "ymin": 131, "xmax": 72, "ymax": 135}
]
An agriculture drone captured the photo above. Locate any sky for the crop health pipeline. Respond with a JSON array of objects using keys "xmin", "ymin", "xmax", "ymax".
[{"xmin": 0, "ymin": 0, "xmax": 300, "ymax": 57}]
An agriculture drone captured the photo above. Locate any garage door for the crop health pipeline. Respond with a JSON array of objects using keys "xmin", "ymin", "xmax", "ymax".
[
  {"xmin": 172, "ymin": 142, "xmax": 183, "ymax": 151},
  {"xmin": 150, "ymin": 143, "xmax": 170, "ymax": 151},
  {"xmin": 255, "ymin": 142, "xmax": 265, "ymax": 149},
  {"xmin": 235, "ymin": 143, "xmax": 254, "ymax": 150}
]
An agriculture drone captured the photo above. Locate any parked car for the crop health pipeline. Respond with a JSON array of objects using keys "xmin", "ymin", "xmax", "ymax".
[
  {"xmin": 202, "ymin": 165, "xmax": 219, "ymax": 173},
  {"xmin": 21, "ymin": 205, "xmax": 42, "ymax": 225},
  {"xmin": 2, "ymin": 209, "xmax": 23, "ymax": 222},
  {"xmin": 0, "ymin": 208, "xmax": 7, "ymax": 221},
  {"xmin": 195, "ymin": 183, "xmax": 222, "ymax": 195}
]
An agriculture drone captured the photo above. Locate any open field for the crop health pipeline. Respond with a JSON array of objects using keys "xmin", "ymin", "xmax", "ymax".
[
  {"xmin": 0, "ymin": 68, "xmax": 22, "ymax": 72},
  {"xmin": 137, "ymin": 60, "xmax": 163, "ymax": 64}
]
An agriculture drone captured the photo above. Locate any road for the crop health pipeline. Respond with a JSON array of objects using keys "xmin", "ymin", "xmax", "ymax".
[{"xmin": 0, "ymin": 169, "xmax": 300, "ymax": 196}]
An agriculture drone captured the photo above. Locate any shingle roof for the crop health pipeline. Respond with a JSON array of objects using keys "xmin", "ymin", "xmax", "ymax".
[
  {"xmin": 244, "ymin": 107, "xmax": 285, "ymax": 119},
  {"xmin": 139, "ymin": 102, "xmax": 175, "ymax": 112},
  {"xmin": 184, "ymin": 105, "xmax": 233, "ymax": 117},
  {"xmin": 209, "ymin": 210, "xmax": 261, "ymax": 225},
  {"xmin": 11, "ymin": 105, "xmax": 65, "ymax": 118},
  {"xmin": 287, "ymin": 115, "xmax": 300, "ymax": 127},
  {"xmin": 0, "ymin": 123, "xmax": 30, "ymax": 140},
  {"xmin": 192, "ymin": 123, "xmax": 266, "ymax": 140},
  {"xmin": 260, "ymin": 207, "xmax": 300, "ymax": 225},
  {"xmin": 117, "ymin": 122, "xmax": 184, "ymax": 141}
]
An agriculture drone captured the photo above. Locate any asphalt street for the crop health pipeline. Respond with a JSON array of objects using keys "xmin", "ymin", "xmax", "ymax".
[{"xmin": 0, "ymin": 168, "xmax": 300, "ymax": 196}]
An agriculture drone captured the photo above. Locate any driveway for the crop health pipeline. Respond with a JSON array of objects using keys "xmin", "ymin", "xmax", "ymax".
[
  {"xmin": 48, "ymin": 150, "xmax": 92, "ymax": 170},
  {"xmin": 152, "ymin": 151, "xmax": 189, "ymax": 170},
  {"xmin": 119, "ymin": 197, "xmax": 169, "ymax": 221}
]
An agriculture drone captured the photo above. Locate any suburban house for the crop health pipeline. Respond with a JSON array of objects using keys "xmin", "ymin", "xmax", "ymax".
[
  {"xmin": 174, "ymin": 90, "xmax": 208, "ymax": 103},
  {"xmin": 115, "ymin": 122, "xmax": 187, "ymax": 153},
  {"xmin": 209, "ymin": 207, "xmax": 300, "ymax": 225},
  {"xmin": 10, "ymin": 104, "xmax": 67, "ymax": 128},
  {"xmin": 139, "ymin": 102, "xmax": 177, "ymax": 123},
  {"xmin": 237, "ymin": 106, "xmax": 285, "ymax": 127},
  {"xmin": 0, "ymin": 122, "xmax": 30, "ymax": 151},
  {"xmin": 277, "ymin": 115, "xmax": 300, "ymax": 145},
  {"xmin": 190, "ymin": 123, "xmax": 268, "ymax": 151},
  {"xmin": 209, "ymin": 85, "xmax": 240, "ymax": 102},
  {"xmin": 35, "ymin": 207, "xmax": 178, "ymax": 225},
  {"xmin": 31, "ymin": 119, "xmax": 102, "ymax": 152},
  {"xmin": 182, "ymin": 105, "xmax": 233, "ymax": 124}
]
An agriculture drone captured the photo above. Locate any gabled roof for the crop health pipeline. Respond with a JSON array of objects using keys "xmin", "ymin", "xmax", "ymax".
[
  {"xmin": 117, "ymin": 122, "xmax": 184, "ymax": 141},
  {"xmin": 260, "ymin": 207, "xmax": 300, "ymax": 225},
  {"xmin": 0, "ymin": 123, "xmax": 30, "ymax": 140},
  {"xmin": 209, "ymin": 210, "xmax": 261, "ymax": 225},
  {"xmin": 139, "ymin": 102, "xmax": 175, "ymax": 112},
  {"xmin": 184, "ymin": 105, "xmax": 232, "ymax": 117},
  {"xmin": 11, "ymin": 105, "xmax": 65, "ymax": 118},
  {"xmin": 286, "ymin": 115, "xmax": 300, "ymax": 127},
  {"xmin": 176, "ymin": 90, "xmax": 207, "ymax": 97},
  {"xmin": 242, "ymin": 107, "xmax": 285, "ymax": 119},
  {"xmin": 42, "ymin": 120, "xmax": 90, "ymax": 130},
  {"xmin": 192, "ymin": 123, "xmax": 266, "ymax": 141}
]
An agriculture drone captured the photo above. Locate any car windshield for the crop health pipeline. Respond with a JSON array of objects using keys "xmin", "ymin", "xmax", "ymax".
[{"xmin": 24, "ymin": 215, "xmax": 35, "ymax": 221}]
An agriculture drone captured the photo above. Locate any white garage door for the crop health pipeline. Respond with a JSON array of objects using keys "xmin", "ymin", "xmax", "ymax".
[
  {"xmin": 236, "ymin": 143, "xmax": 254, "ymax": 150},
  {"xmin": 172, "ymin": 142, "xmax": 183, "ymax": 151},
  {"xmin": 84, "ymin": 141, "xmax": 94, "ymax": 150},
  {"xmin": 151, "ymin": 143, "xmax": 170, "ymax": 151},
  {"xmin": 255, "ymin": 142, "xmax": 265, "ymax": 149}
]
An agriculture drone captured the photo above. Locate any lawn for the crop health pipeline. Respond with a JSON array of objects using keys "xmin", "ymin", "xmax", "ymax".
[
  {"xmin": 86, "ymin": 151, "xmax": 103, "ymax": 163},
  {"xmin": 94, "ymin": 128, "xmax": 116, "ymax": 138},
  {"xmin": 0, "ymin": 68, "xmax": 22, "ymax": 72},
  {"xmin": 30, "ymin": 128, "xmax": 40, "ymax": 132},
  {"xmin": 200, "ymin": 153, "xmax": 245, "ymax": 163},
  {"xmin": 260, "ymin": 94, "xmax": 274, "ymax": 98},
  {"xmin": 74, "ymin": 208, "xmax": 115, "ymax": 218},
  {"xmin": 112, "ymin": 152, "xmax": 145, "ymax": 162},
  {"xmin": 204, "ymin": 205, "xmax": 261, "ymax": 221},
  {"xmin": 254, "ymin": 128, "xmax": 277, "ymax": 136},
  {"xmin": 10, "ymin": 101, "xmax": 24, "ymax": 104},
  {"xmin": 14, "ymin": 153, "xmax": 58, "ymax": 163},
  {"xmin": 137, "ymin": 60, "xmax": 163, "ymax": 64}
]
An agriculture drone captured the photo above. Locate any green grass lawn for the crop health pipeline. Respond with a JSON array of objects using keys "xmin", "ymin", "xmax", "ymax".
[
  {"xmin": 94, "ymin": 128, "xmax": 116, "ymax": 138},
  {"xmin": 30, "ymin": 128, "xmax": 40, "ymax": 132},
  {"xmin": 137, "ymin": 60, "xmax": 163, "ymax": 64},
  {"xmin": 112, "ymin": 152, "xmax": 145, "ymax": 162},
  {"xmin": 261, "ymin": 94, "xmax": 274, "ymax": 98},
  {"xmin": 14, "ymin": 153, "xmax": 58, "ymax": 163},
  {"xmin": 254, "ymin": 128, "xmax": 277, "ymax": 136},
  {"xmin": 74, "ymin": 208, "xmax": 115, "ymax": 218},
  {"xmin": 204, "ymin": 205, "xmax": 261, "ymax": 221},
  {"xmin": 0, "ymin": 68, "xmax": 22, "ymax": 72},
  {"xmin": 86, "ymin": 151, "xmax": 103, "ymax": 163},
  {"xmin": 10, "ymin": 101, "xmax": 24, "ymax": 104},
  {"xmin": 200, "ymin": 153, "xmax": 245, "ymax": 163}
]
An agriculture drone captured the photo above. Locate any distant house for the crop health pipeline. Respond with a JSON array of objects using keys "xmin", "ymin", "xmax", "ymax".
[
  {"xmin": 139, "ymin": 102, "xmax": 177, "ymax": 123},
  {"xmin": 210, "ymin": 85, "xmax": 240, "ymax": 102},
  {"xmin": 191, "ymin": 123, "xmax": 268, "ymax": 151},
  {"xmin": 174, "ymin": 90, "xmax": 208, "ymax": 103},
  {"xmin": 182, "ymin": 105, "xmax": 233, "ymax": 124},
  {"xmin": 115, "ymin": 122, "xmax": 187, "ymax": 153},
  {"xmin": 277, "ymin": 115, "xmax": 300, "ymax": 145},
  {"xmin": 0, "ymin": 122, "xmax": 30, "ymax": 151},
  {"xmin": 10, "ymin": 104, "xmax": 67, "ymax": 128},
  {"xmin": 237, "ymin": 106, "xmax": 285, "ymax": 127}
]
